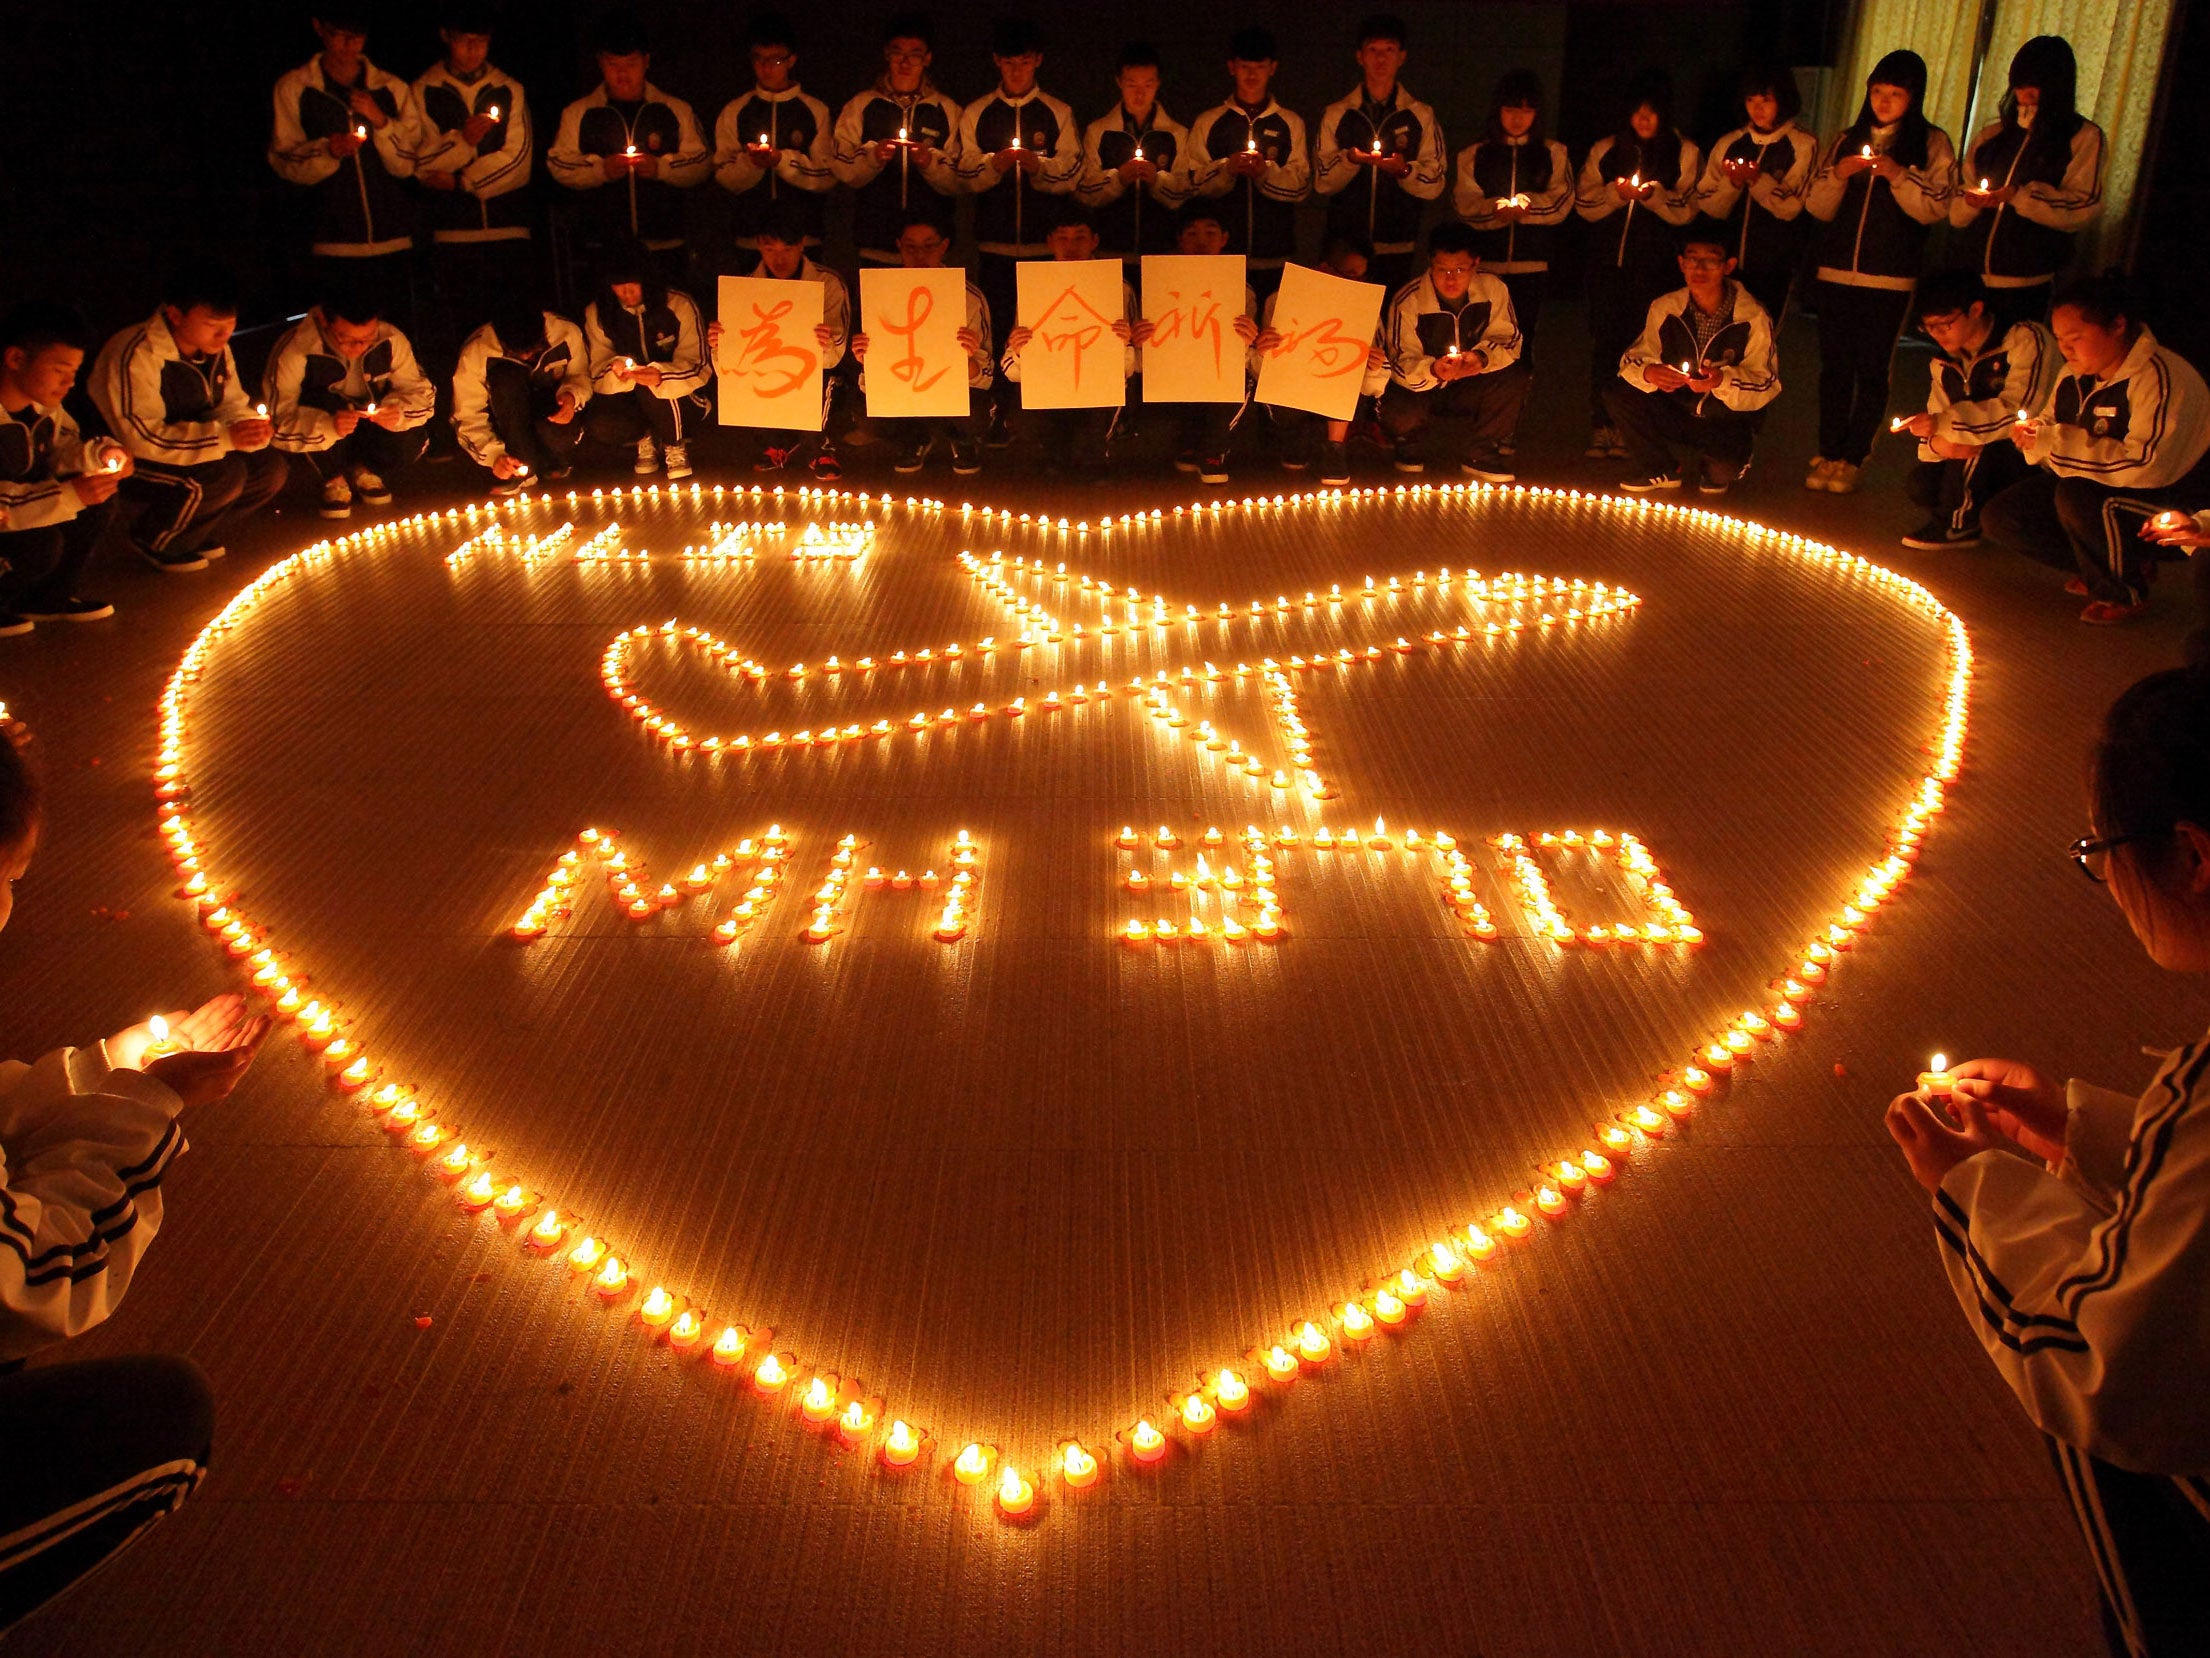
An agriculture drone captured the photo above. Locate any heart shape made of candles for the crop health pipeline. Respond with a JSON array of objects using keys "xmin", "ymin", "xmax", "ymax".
[{"xmin": 154, "ymin": 479, "xmax": 1967, "ymax": 1519}]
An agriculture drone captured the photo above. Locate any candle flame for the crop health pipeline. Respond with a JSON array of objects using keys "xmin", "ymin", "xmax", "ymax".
[
  {"xmin": 1930, "ymin": 1053, "xmax": 1948, "ymax": 1073},
  {"xmin": 149, "ymin": 1015, "xmax": 171, "ymax": 1047}
]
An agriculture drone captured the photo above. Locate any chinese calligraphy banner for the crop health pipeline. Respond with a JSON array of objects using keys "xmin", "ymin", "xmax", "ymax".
[
  {"xmin": 1014, "ymin": 259, "xmax": 1128, "ymax": 411},
  {"xmin": 1253, "ymin": 262, "xmax": 1386, "ymax": 422},
  {"xmin": 716, "ymin": 276, "xmax": 826, "ymax": 431},
  {"xmin": 1140, "ymin": 254, "xmax": 1249, "ymax": 405},
  {"xmin": 858, "ymin": 267, "xmax": 973, "ymax": 420}
]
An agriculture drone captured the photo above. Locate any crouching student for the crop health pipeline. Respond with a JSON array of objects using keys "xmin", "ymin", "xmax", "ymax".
[
  {"xmin": 1001, "ymin": 208, "xmax": 1135, "ymax": 476},
  {"xmin": 721, "ymin": 203, "xmax": 851, "ymax": 481},
  {"xmin": 264, "ymin": 287, "xmax": 435, "ymax": 519},
  {"xmin": 1134, "ymin": 204, "xmax": 1257, "ymax": 484},
  {"xmin": 582, "ymin": 242, "xmax": 711, "ymax": 480},
  {"xmin": 452, "ymin": 301, "xmax": 591, "ymax": 495},
  {"xmin": 88, "ymin": 263, "xmax": 282, "ymax": 574},
  {"xmin": 849, "ymin": 215, "xmax": 992, "ymax": 476},
  {"xmin": 1255, "ymin": 233, "xmax": 1386, "ymax": 486},
  {"xmin": 1, "ymin": 304, "xmax": 128, "ymax": 636},
  {"xmin": 1374, "ymin": 221, "xmax": 1529, "ymax": 482},
  {"xmin": 1605, "ymin": 231, "xmax": 1781, "ymax": 496},
  {"xmin": 1894, "ymin": 269, "xmax": 2056, "ymax": 549},
  {"xmin": 0, "ymin": 730, "xmax": 271, "ymax": 1635}
]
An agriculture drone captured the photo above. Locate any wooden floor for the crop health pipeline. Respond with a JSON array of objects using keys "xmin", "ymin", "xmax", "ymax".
[{"xmin": 3, "ymin": 327, "xmax": 2200, "ymax": 1656}]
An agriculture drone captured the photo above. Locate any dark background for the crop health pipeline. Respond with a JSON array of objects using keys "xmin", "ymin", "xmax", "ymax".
[{"xmin": 0, "ymin": 0, "xmax": 2197, "ymax": 359}]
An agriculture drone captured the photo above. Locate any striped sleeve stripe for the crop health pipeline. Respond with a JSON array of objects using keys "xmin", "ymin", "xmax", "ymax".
[
  {"xmin": 2057, "ymin": 358, "xmax": 2174, "ymax": 477},
  {"xmin": 0, "ymin": 1119, "xmax": 183, "ymax": 1280},
  {"xmin": 115, "ymin": 331, "xmax": 223, "ymax": 457},
  {"xmin": 0, "ymin": 1459, "xmax": 204, "ymax": 1573}
]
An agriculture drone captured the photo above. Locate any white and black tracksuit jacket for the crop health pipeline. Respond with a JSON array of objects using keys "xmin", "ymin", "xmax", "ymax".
[
  {"xmin": 1617, "ymin": 282, "xmax": 1782, "ymax": 415},
  {"xmin": 1920, "ymin": 319, "xmax": 2057, "ymax": 455},
  {"xmin": 412, "ymin": 61, "xmax": 533, "ymax": 245},
  {"xmin": 830, "ymin": 81, "xmax": 964, "ymax": 259},
  {"xmin": 1383, "ymin": 271, "xmax": 1523, "ymax": 393},
  {"xmin": 1451, "ymin": 137, "xmax": 1573, "ymax": 274},
  {"xmin": 268, "ymin": 55, "xmax": 427, "ymax": 258},
  {"xmin": 1690, "ymin": 122, "xmax": 1818, "ymax": 273},
  {"xmin": 0, "ymin": 402, "xmax": 107, "ymax": 532},
  {"xmin": 546, "ymin": 84, "xmax": 713, "ymax": 249},
  {"xmin": 1182, "ymin": 100, "xmax": 1311, "ymax": 271},
  {"xmin": 1805, "ymin": 122, "xmax": 1956, "ymax": 290},
  {"xmin": 452, "ymin": 313, "xmax": 593, "ymax": 469},
  {"xmin": 1078, "ymin": 105, "xmax": 1193, "ymax": 260},
  {"xmin": 1952, "ymin": 116, "xmax": 2106, "ymax": 288},
  {"xmin": 2020, "ymin": 327, "xmax": 2210, "ymax": 492},
  {"xmin": 1315, "ymin": 84, "xmax": 1446, "ymax": 258},
  {"xmin": 263, "ymin": 312, "xmax": 436, "ymax": 452},
  {"xmin": 713, "ymin": 84, "xmax": 836, "ymax": 248},
  {"xmin": 956, "ymin": 89, "xmax": 1083, "ymax": 256},
  {"xmin": 88, "ymin": 311, "xmax": 265, "ymax": 469}
]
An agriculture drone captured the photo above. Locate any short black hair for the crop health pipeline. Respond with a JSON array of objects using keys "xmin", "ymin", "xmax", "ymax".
[
  {"xmin": 754, "ymin": 200, "xmax": 810, "ymax": 246},
  {"xmin": 746, "ymin": 10, "xmax": 796, "ymax": 51},
  {"xmin": 2053, "ymin": 270, "xmax": 2138, "ymax": 334},
  {"xmin": 1117, "ymin": 40, "xmax": 1161, "ymax": 73},
  {"xmin": 1176, "ymin": 201, "xmax": 1227, "ymax": 235},
  {"xmin": 1319, "ymin": 230, "xmax": 1374, "ymax": 267},
  {"xmin": 321, "ymin": 277, "xmax": 383, "ymax": 327},
  {"xmin": 487, "ymin": 301, "xmax": 548, "ymax": 353},
  {"xmin": 313, "ymin": 6, "xmax": 373, "ymax": 33},
  {"xmin": 2092, "ymin": 667, "xmax": 2210, "ymax": 885},
  {"xmin": 1355, "ymin": 12, "xmax": 1407, "ymax": 48},
  {"xmin": 1736, "ymin": 63, "xmax": 1803, "ymax": 124},
  {"xmin": 162, "ymin": 257, "xmax": 241, "ymax": 318},
  {"xmin": 991, "ymin": 18, "xmax": 1041, "ymax": 58},
  {"xmin": 883, "ymin": 10, "xmax": 933, "ymax": 48},
  {"xmin": 0, "ymin": 301, "xmax": 91, "ymax": 358},
  {"xmin": 1426, "ymin": 221, "xmax": 1476, "ymax": 259},
  {"xmin": 1916, "ymin": 269, "xmax": 1989, "ymax": 321},
  {"xmin": 1228, "ymin": 26, "xmax": 1277, "ymax": 63},
  {"xmin": 1047, "ymin": 199, "xmax": 1097, "ymax": 235},
  {"xmin": 438, "ymin": 6, "xmax": 499, "ymax": 32},
  {"xmin": 597, "ymin": 237, "xmax": 656, "ymax": 290},
  {"xmin": 0, "ymin": 726, "xmax": 41, "ymax": 855},
  {"xmin": 594, "ymin": 10, "xmax": 650, "ymax": 57},
  {"xmin": 1680, "ymin": 230, "xmax": 1731, "ymax": 258}
]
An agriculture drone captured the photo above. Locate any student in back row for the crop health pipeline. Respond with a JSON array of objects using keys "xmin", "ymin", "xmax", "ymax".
[
  {"xmin": 1080, "ymin": 43, "xmax": 1191, "ymax": 273},
  {"xmin": 412, "ymin": 8, "xmax": 534, "ymax": 334},
  {"xmin": 712, "ymin": 12, "xmax": 835, "ymax": 273},
  {"xmin": 546, "ymin": 15, "xmax": 712, "ymax": 286},
  {"xmin": 1691, "ymin": 64, "xmax": 1817, "ymax": 327},
  {"xmin": 1183, "ymin": 29, "xmax": 1310, "ymax": 301},
  {"xmin": 831, "ymin": 12, "xmax": 964, "ymax": 272},
  {"xmin": 1315, "ymin": 13, "xmax": 1445, "ymax": 295}
]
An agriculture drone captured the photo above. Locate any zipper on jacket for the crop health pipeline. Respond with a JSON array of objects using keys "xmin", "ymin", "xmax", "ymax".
[{"xmin": 1984, "ymin": 142, "xmax": 2025, "ymax": 276}]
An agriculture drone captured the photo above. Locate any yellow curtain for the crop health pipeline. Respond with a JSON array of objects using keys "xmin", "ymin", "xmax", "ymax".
[{"xmin": 1829, "ymin": 0, "xmax": 1985, "ymax": 149}]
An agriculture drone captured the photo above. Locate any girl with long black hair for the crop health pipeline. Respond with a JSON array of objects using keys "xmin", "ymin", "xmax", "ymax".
[
  {"xmin": 1691, "ymin": 63, "xmax": 1818, "ymax": 326},
  {"xmin": 1802, "ymin": 49, "xmax": 1956, "ymax": 493},
  {"xmin": 1575, "ymin": 71, "xmax": 1700, "ymax": 460},
  {"xmin": 1952, "ymin": 36, "xmax": 2107, "ymax": 329}
]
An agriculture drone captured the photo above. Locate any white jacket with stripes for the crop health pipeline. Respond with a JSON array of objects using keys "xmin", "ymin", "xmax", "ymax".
[
  {"xmin": 89, "ymin": 312, "xmax": 266, "ymax": 468},
  {"xmin": 2021, "ymin": 327, "xmax": 2210, "ymax": 493}
]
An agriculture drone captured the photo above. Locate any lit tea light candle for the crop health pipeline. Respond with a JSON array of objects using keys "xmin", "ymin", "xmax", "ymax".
[
  {"xmin": 953, "ymin": 1442, "xmax": 994, "ymax": 1484},
  {"xmin": 1372, "ymin": 1287, "xmax": 1406, "ymax": 1326},
  {"xmin": 593, "ymin": 1254, "xmax": 631, "ymax": 1298},
  {"xmin": 1496, "ymin": 1206, "xmax": 1531, "ymax": 1240},
  {"xmin": 1125, "ymin": 1419, "xmax": 1168, "ymax": 1465},
  {"xmin": 142, "ymin": 1015, "xmax": 177, "ymax": 1060},
  {"xmin": 996, "ymin": 1465, "xmax": 1034, "ymax": 1516},
  {"xmin": 1180, "ymin": 1392, "xmax": 1217, "ymax": 1434},
  {"xmin": 1060, "ymin": 1440, "xmax": 1099, "ymax": 1488},
  {"xmin": 1295, "ymin": 1321, "xmax": 1333, "ymax": 1365},
  {"xmin": 754, "ymin": 1352, "xmax": 791, "ymax": 1392},
  {"xmin": 527, "ymin": 1208, "xmax": 568, "ymax": 1251},
  {"xmin": 1337, "ymin": 1300, "xmax": 1375, "ymax": 1342},
  {"xmin": 639, "ymin": 1285, "xmax": 678, "ymax": 1327},
  {"xmin": 883, "ymin": 1419, "xmax": 922, "ymax": 1467},
  {"xmin": 1917, "ymin": 1052, "xmax": 1955, "ymax": 1099},
  {"xmin": 1427, "ymin": 1240, "xmax": 1466, "ymax": 1283},
  {"xmin": 837, "ymin": 1397, "xmax": 875, "ymax": 1442},
  {"xmin": 1261, "ymin": 1344, "xmax": 1300, "ymax": 1382},
  {"xmin": 668, "ymin": 1310, "xmax": 704, "ymax": 1350},
  {"xmin": 801, "ymin": 1375, "xmax": 840, "ymax": 1423},
  {"xmin": 711, "ymin": 1325, "xmax": 748, "ymax": 1366}
]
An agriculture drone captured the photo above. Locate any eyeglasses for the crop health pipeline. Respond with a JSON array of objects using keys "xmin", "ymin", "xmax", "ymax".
[{"xmin": 2070, "ymin": 832, "xmax": 2150, "ymax": 883}]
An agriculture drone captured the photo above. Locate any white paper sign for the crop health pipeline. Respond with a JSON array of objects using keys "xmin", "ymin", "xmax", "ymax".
[
  {"xmin": 858, "ymin": 267, "xmax": 973, "ymax": 420},
  {"xmin": 1014, "ymin": 259, "xmax": 1128, "ymax": 410},
  {"xmin": 717, "ymin": 275, "xmax": 826, "ymax": 431},
  {"xmin": 1140, "ymin": 254, "xmax": 1249, "ymax": 404},
  {"xmin": 1253, "ymin": 262, "xmax": 1387, "ymax": 422}
]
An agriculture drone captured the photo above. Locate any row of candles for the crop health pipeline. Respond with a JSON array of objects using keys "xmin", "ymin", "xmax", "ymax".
[{"xmin": 150, "ymin": 475, "xmax": 1971, "ymax": 1522}]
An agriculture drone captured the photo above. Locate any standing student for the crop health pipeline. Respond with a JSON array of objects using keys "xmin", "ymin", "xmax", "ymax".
[
  {"xmin": 1606, "ymin": 230, "xmax": 1782, "ymax": 497},
  {"xmin": 1802, "ymin": 49, "xmax": 1956, "ymax": 494},
  {"xmin": 1984, "ymin": 274, "xmax": 2210, "ymax": 626},
  {"xmin": 0, "ymin": 305, "xmax": 126, "ymax": 636},
  {"xmin": 711, "ymin": 13, "xmax": 835, "ymax": 273},
  {"xmin": 956, "ymin": 19, "xmax": 1083, "ymax": 448},
  {"xmin": 0, "ymin": 733, "xmax": 270, "ymax": 1636},
  {"xmin": 1894, "ymin": 269, "xmax": 2056, "ymax": 550},
  {"xmin": 1884, "ymin": 666, "xmax": 2210, "ymax": 1658},
  {"xmin": 1375, "ymin": 221, "xmax": 1529, "ymax": 482},
  {"xmin": 1253, "ymin": 232, "xmax": 1386, "ymax": 486},
  {"xmin": 1000, "ymin": 206, "xmax": 1136, "ymax": 476},
  {"xmin": 829, "ymin": 13, "xmax": 964, "ymax": 272},
  {"xmin": 88, "ymin": 264, "xmax": 283, "ymax": 575},
  {"xmin": 1079, "ymin": 43, "xmax": 1192, "ymax": 276},
  {"xmin": 708, "ymin": 204, "xmax": 851, "ymax": 481},
  {"xmin": 1314, "ymin": 14, "xmax": 1447, "ymax": 295},
  {"xmin": 412, "ymin": 8, "xmax": 534, "ymax": 347},
  {"xmin": 1451, "ymin": 70, "xmax": 1570, "ymax": 454},
  {"xmin": 1690, "ymin": 64, "xmax": 1818, "ymax": 326},
  {"xmin": 263, "ymin": 288, "xmax": 436, "ymax": 520},
  {"xmin": 1132, "ymin": 204, "xmax": 1258, "ymax": 484},
  {"xmin": 1182, "ymin": 28, "xmax": 1311, "ymax": 302},
  {"xmin": 848, "ymin": 214, "xmax": 992, "ymax": 476},
  {"xmin": 581, "ymin": 242, "xmax": 711, "ymax": 481},
  {"xmin": 1952, "ymin": 36, "xmax": 2107, "ymax": 330},
  {"xmin": 1575, "ymin": 71, "xmax": 1701, "ymax": 459},
  {"xmin": 546, "ymin": 15, "xmax": 713, "ymax": 286},
  {"xmin": 267, "ymin": 8, "xmax": 425, "ymax": 328},
  {"xmin": 452, "ymin": 301, "xmax": 592, "ymax": 495}
]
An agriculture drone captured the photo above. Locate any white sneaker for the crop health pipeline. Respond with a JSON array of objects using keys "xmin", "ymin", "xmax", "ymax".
[
  {"xmin": 632, "ymin": 437, "xmax": 660, "ymax": 476},
  {"xmin": 350, "ymin": 466, "xmax": 391, "ymax": 505},
  {"xmin": 662, "ymin": 441, "xmax": 692, "ymax": 480},
  {"xmin": 319, "ymin": 475, "xmax": 353, "ymax": 519}
]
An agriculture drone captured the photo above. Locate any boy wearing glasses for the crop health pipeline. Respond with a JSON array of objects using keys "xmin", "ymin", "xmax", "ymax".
[
  {"xmin": 830, "ymin": 13, "xmax": 964, "ymax": 270},
  {"xmin": 712, "ymin": 13, "xmax": 835, "ymax": 271}
]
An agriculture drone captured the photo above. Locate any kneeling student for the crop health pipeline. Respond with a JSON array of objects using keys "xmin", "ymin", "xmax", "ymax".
[
  {"xmin": 264, "ymin": 288, "xmax": 434, "ymax": 519},
  {"xmin": 582, "ymin": 242, "xmax": 711, "ymax": 480},
  {"xmin": 1000, "ymin": 206, "xmax": 1136, "ymax": 475},
  {"xmin": 1606, "ymin": 232, "xmax": 1780, "ymax": 495},
  {"xmin": 1, "ymin": 304, "xmax": 128, "ymax": 635},
  {"xmin": 1137, "ymin": 204, "xmax": 1257, "ymax": 484},
  {"xmin": 1375, "ymin": 220, "xmax": 1529, "ymax": 482},
  {"xmin": 849, "ymin": 216, "xmax": 993, "ymax": 476},
  {"xmin": 452, "ymin": 301, "xmax": 591, "ymax": 495},
  {"xmin": 1894, "ymin": 269, "xmax": 2055, "ymax": 549},
  {"xmin": 715, "ymin": 203, "xmax": 851, "ymax": 482},
  {"xmin": 1253, "ymin": 232, "xmax": 1387, "ymax": 486}
]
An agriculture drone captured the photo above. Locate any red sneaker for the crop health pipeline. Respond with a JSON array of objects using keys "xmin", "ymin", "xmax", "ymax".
[
  {"xmin": 2063, "ymin": 577, "xmax": 2091, "ymax": 597},
  {"xmin": 2079, "ymin": 599, "xmax": 2150, "ymax": 626}
]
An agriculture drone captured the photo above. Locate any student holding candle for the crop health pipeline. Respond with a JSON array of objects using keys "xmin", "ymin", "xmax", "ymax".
[
  {"xmin": 1375, "ymin": 221, "xmax": 1529, "ymax": 483},
  {"xmin": 1689, "ymin": 64, "xmax": 1818, "ymax": 327},
  {"xmin": 1981, "ymin": 273, "xmax": 2210, "ymax": 626},
  {"xmin": 847, "ymin": 214, "xmax": 991, "ymax": 476},
  {"xmin": 267, "ymin": 8, "xmax": 427, "ymax": 332},
  {"xmin": 581, "ymin": 241, "xmax": 711, "ymax": 480},
  {"xmin": 0, "ymin": 728, "xmax": 271, "ymax": 1634},
  {"xmin": 1183, "ymin": 28, "xmax": 1311, "ymax": 302},
  {"xmin": 711, "ymin": 13, "xmax": 835, "ymax": 273},
  {"xmin": 88, "ymin": 263, "xmax": 284, "ymax": 575},
  {"xmin": 1253, "ymin": 232, "xmax": 1387, "ymax": 485},
  {"xmin": 412, "ymin": 8, "xmax": 534, "ymax": 350},
  {"xmin": 1079, "ymin": 43, "xmax": 1192, "ymax": 277},
  {"xmin": 1894, "ymin": 269, "xmax": 2055, "ymax": 550},
  {"xmin": 1885, "ymin": 665, "xmax": 2210, "ymax": 1658},
  {"xmin": 956, "ymin": 19, "xmax": 1083, "ymax": 449},
  {"xmin": 1951, "ymin": 37, "xmax": 2107, "ymax": 330},
  {"xmin": 1802, "ymin": 50, "xmax": 1956, "ymax": 495},
  {"xmin": 546, "ymin": 15, "xmax": 713, "ymax": 288},
  {"xmin": 451, "ymin": 300, "xmax": 592, "ymax": 494},
  {"xmin": 829, "ymin": 13, "xmax": 964, "ymax": 273},
  {"xmin": 1606, "ymin": 229, "xmax": 1781, "ymax": 496},
  {"xmin": 0, "ymin": 305, "xmax": 124, "ymax": 636},
  {"xmin": 1314, "ymin": 14, "xmax": 1447, "ymax": 296},
  {"xmin": 263, "ymin": 285, "xmax": 436, "ymax": 519},
  {"xmin": 1575, "ymin": 71, "xmax": 1701, "ymax": 461}
]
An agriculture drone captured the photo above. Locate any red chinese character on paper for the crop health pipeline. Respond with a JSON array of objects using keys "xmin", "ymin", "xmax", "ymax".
[
  {"xmin": 725, "ymin": 298, "xmax": 819, "ymax": 399},
  {"xmin": 1030, "ymin": 281, "xmax": 1119, "ymax": 391},
  {"xmin": 1147, "ymin": 287, "xmax": 1228, "ymax": 377},
  {"xmin": 880, "ymin": 284, "xmax": 950, "ymax": 394},
  {"xmin": 1273, "ymin": 315, "xmax": 1368, "ymax": 379}
]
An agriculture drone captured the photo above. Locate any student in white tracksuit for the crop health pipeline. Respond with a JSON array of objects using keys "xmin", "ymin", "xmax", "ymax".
[
  {"xmin": 1887, "ymin": 666, "xmax": 2210, "ymax": 1658},
  {"xmin": 0, "ymin": 731, "xmax": 269, "ymax": 1633}
]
